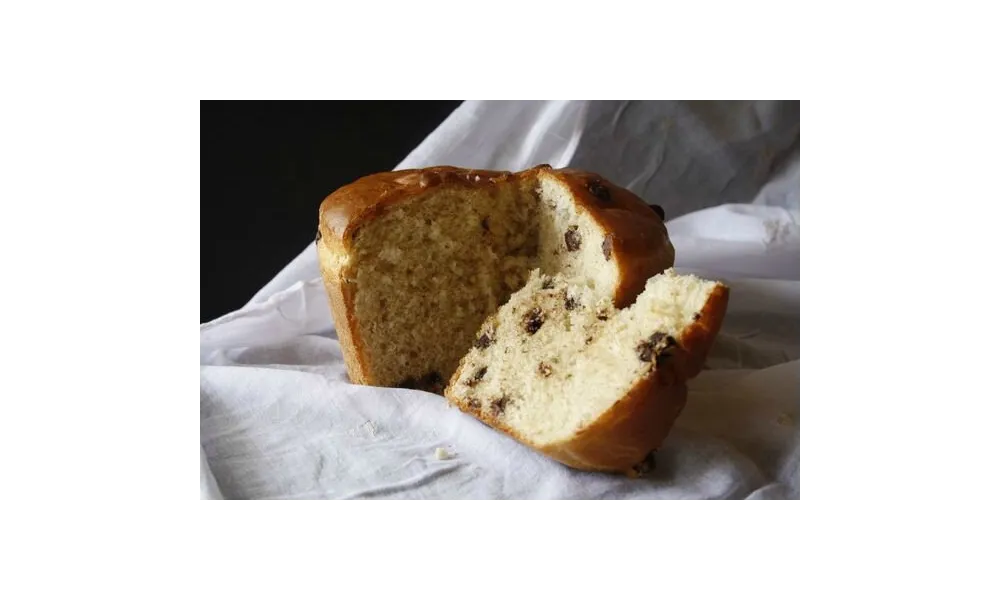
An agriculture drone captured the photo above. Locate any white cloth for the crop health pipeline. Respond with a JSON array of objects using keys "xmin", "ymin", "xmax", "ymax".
[{"xmin": 201, "ymin": 101, "xmax": 800, "ymax": 499}]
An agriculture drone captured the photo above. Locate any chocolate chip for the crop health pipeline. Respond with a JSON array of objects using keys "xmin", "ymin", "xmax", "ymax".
[
  {"xmin": 648, "ymin": 204, "xmax": 665, "ymax": 220},
  {"xmin": 538, "ymin": 362, "xmax": 553, "ymax": 377},
  {"xmin": 585, "ymin": 336, "xmax": 593, "ymax": 345},
  {"xmin": 596, "ymin": 310, "xmax": 609, "ymax": 321},
  {"xmin": 481, "ymin": 217, "xmax": 490, "ymax": 232},
  {"xmin": 489, "ymin": 396, "xmax": 510, "ymax": 416},
  {"xmin": 602, "ymin": 235, "xmax": 613, "ymax": 260},
  {"xmin": 564, "ymin": 226, "xmax": 582, "ymax": 251},
  {"xmin": 630, "ymin": 451, "xmax": 657, "ymax": 477},
  {"xmin": 465, "ymin": 366, "xmax": 487, "ymax": 386},
  {"xmin": 564, "ymin": 295, "xmax": 578, "ymax": 311},
  {"xmin": 468, "ymin": 398, "xmax": 481, "ymax": 410},
  {"xmin": 587, "ymin": 180, "xmax": 612, "ymax": 203},
  {"xmin": 636, "ymin": 332, "xmax": 673, "ymax": 365},
  {"xmin": 541, "ymin": 276, "xmax": 555, "ymax": 290},
  {"xmin": 648, "ymin": 332, "xmax": 668, "ymax": 346},
  {"xmin": 693, "ymin": 312, "xmax": 702, "ymax": 321},
  {"xmin": 523, "ymin": 308, "xmax": 545, "ymax": 335},
  {"xmin": 474, "ymin": 332, "xmax": 493, "ymax": 349}
]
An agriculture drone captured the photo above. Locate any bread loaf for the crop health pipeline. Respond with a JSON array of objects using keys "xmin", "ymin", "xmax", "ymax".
[
  {"xmin": 317, "ymin": 165, "xmax": 674, "ymax": 392},
  {"xmin": 445, "ymin": 268, "xmax": 728, "ymax": 475}
]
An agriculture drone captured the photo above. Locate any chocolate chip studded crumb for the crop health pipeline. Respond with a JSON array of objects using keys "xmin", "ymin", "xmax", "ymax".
[
  {"xmin": 537, "ymin": 362, "xmax": 553, "ymax": 377},
  {"xmin": 523, "ymin": 308, "xmax": 545, "ymax": 334},
  {"xmin": 489, "ymin": 396, "xmax": 510, "ymax": 416},
  {"xmin": 474, "ymin": 332, "xmax": 493, "ymax": 349},
  {"xmin": 564, "ymin": 294, "xmax": 578, "ymax": 310},
  {"xmin": 466, "ymin": 366, "xmax": 487, "ymax": 386},
  {"xmin": 587, "ymin": 180, "xmax": 611, "ymax": 203},
  {"xmin": 564, "ymin": 226, "xmax": 582, "ymax": 251},
  {"xmin": 468, "ymin": 398, "xmax": 481, "ymax": 410},
  {"xmin": 628, "ymin": 451, "xmax": 657, "ymax": 478},
  {"xmin": 602, "ymin": 235, "xmax": 613, "ymax": 260},
  {"xmin": 541, "ymin": 276, "xmax": 555, "ymax": 290}
]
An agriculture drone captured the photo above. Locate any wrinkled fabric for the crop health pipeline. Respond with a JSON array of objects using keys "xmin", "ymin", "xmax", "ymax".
[{"xmin": 201, "ymin": 101, "xmax": 800, "ymax": 499}]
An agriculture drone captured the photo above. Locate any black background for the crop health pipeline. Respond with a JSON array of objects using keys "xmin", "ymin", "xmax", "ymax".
[{"xmin": 201, "ymin": 101, "xmax": 462, "ymax": 323}]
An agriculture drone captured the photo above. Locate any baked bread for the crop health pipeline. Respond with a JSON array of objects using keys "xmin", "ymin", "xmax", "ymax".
[
  {"xmin": 317, "ymin": 165, "xmax": 674, "ymax": 392},
  {"xmin": 444, "ymin": 268, "xmax": 728, "ymax": 475}
]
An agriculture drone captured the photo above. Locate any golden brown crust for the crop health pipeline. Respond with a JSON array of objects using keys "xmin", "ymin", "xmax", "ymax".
[
  {"xmin": 318, "ymin": 165, "xmax": 669, "ymax": 261},
  {"xmin": 673, "ymin": 284, "xmax": 730, "ymax": 381},
  {"xmin": 316, "ymin": 241, "xmax": 368, "ymax": 383},
  {"xmin": 539, "ymin": 378, "xmax": 689, "ymax": 474},
  {"xmin": 547, "ymin": 169, "xmax": 675, "ymax": 307},
  {"xmin": 538, "ymin": 283, "xmax": 729, "ymax": 474},
  {"xmin": 447, "ymin": 281, "xmax": 730, "ymax": 475},
  {"xmin": 319, "ymin": 166, "xmax": 538, "ymax": 249},
  {"xmin": 445, "ymin": 359, "xmax": 678, "ymax": 474},
  {"xmin": 316, "ymin": 241, "xmax": 365, "ymax": 382},
  {"xmin": 317, "ymin": 164, "xmax": 673, "ymax": 387}
]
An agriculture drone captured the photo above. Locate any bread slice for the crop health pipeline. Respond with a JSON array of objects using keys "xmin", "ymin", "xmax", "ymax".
[
  {"xmin": 317, "ymin": 165, "xmax": 674, "ymax": 393},
  {"xmin": 444, "ymin": 268, "xmax": 728, "ymax": 475}
]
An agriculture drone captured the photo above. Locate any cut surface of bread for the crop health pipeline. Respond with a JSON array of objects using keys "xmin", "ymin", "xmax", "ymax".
[
  {"xmin": 445, "ymin": 268, "xmax": 728, "ymax": 474},
  {"xmin": 317, "ymin": 166, "xmax": 673, "ymax": 392}
]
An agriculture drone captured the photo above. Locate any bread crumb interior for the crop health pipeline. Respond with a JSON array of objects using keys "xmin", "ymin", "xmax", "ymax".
[
  {"xmin": 341, "ymin": 172, "xmax": 618, "ymax": 389},
  {"xmin": 448, "ymin": 269, "xmax": 717, "ymax": 446}
]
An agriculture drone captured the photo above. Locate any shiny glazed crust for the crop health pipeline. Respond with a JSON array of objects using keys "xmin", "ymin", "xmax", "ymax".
[
  {"xmin": 446, "ymin": 284, "xmax": 729, "ymax": 475},
  {"xmin": 317, "ymin": 165, "xmax": 675, "ymax": 386}
]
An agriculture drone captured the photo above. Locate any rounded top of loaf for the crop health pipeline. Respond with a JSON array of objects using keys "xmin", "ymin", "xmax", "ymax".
[{"xmin": 318, "ymin": 164, "xmax": 668, "ymax": 251}]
